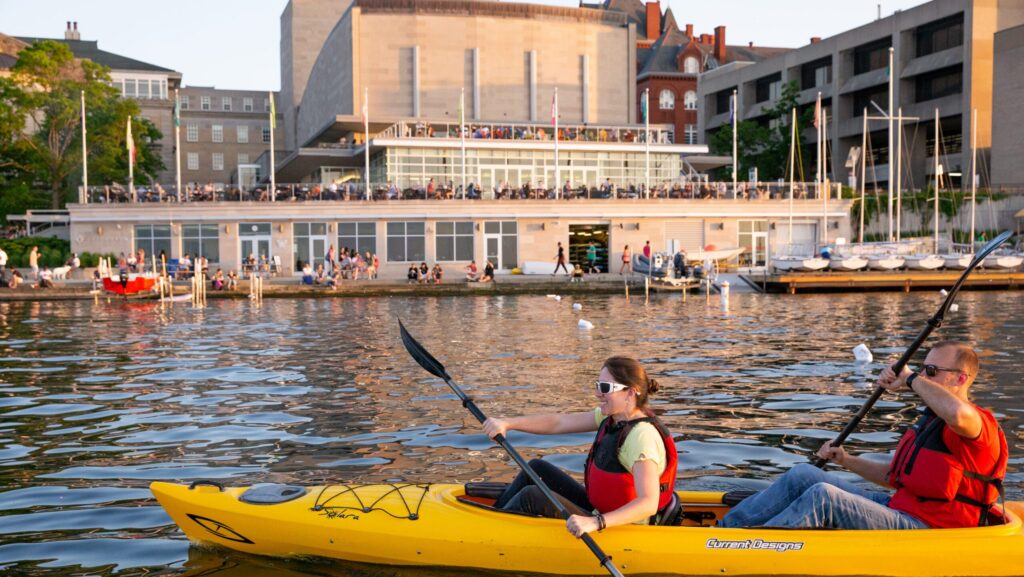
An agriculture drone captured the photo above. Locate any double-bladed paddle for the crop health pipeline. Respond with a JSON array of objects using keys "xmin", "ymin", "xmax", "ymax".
[
  {"xmin": 398, "ymin": 320, "xmax": 626, "ymax": 577},
  {"xmin": 815, "ymin": 230, "xmax": 1014, "ymax": 467}
]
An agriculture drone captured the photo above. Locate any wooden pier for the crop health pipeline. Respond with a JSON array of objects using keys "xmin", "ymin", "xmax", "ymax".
[{"xmin": 743, "ymin": 271, "xmax": 1024, "ymax": 294}]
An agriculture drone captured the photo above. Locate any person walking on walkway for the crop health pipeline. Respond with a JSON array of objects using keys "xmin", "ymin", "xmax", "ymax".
[
  {"xmin": 619, "ymin": 244, "xmax": 632, "ymax": 275},
  {"xmin": 553, "ymin": 241, "xmax": 569, "ymax": 275},
  {"xmin": 586, "ymin": 242, "xmax": 599, "ymax": 274},
  {"xmin": 720, "ymin": 341, "xmax": 1008, "ymax": 530},
  {"xmin": 28, "ymin": 246, "xmax": 39, "ymax": 279}
]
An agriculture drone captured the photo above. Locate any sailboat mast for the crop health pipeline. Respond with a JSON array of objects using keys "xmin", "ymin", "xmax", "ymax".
[
  {"xmin": 934, "ymin": 108, "xmax": 940, "ymax": 253},
  {"xmin": 789, "ymin": 107, "xmax": 796, "ymax": 246},
  {"xmin": 896, "ymin": 106, "xmax": 903, "ymax": 241},
  {"xmin": 860, "ymin": 108, "xmax": 867, "ymax": 244},
  {"xmin": 887, "ymin": 47, "xmax": 895, "ymax": 242},
  {"xmin": 970, "ymin": 108, "xmax": 977, "ymax": 251},
  {"xmin": 823, "ymin": 108, "xmax": 829, "ymax": 246}
]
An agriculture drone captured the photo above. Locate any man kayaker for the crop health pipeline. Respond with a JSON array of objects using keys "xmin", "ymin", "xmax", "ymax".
[
  {"xmin": 720, "ymin": 341, "xmax": 1007, "ymax": 530},
  {"xmin": 483, "ymin": 356, "xmax": 679, "ymax": 537}
]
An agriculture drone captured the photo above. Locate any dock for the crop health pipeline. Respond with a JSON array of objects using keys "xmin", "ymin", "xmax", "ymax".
[{"xmin": 743, "ymin": 270, "xmax": 1024, "ymax": 294}]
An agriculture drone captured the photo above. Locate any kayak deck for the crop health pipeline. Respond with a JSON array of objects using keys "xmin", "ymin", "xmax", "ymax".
[{"xmin": 151, "ymin": 481, "xmax": 1024, "ymax": 576}]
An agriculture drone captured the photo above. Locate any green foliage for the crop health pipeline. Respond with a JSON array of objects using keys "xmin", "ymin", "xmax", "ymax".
[
  {"xmin": 708, "ymin": 81, "xmax": 812, "ymax": 181},
  {"xmin": 0, "ymin": 40, "xmax": 164, "ymax": 210},
  {"xmin": 0, "ymin": 182, "xmax": 50, "ymax": 224},
  {"xmin": 0, "ymin": 236, "xmax": 70, "ymax": 267},
  {"xmin": 79, "ymin": 251, "xmax": 117, "ymax": 268}
]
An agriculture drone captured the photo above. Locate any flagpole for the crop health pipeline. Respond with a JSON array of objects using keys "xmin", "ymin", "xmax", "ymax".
[
  {"xmin": 731, "ymin": 89, "xmax": 737, "ymax": 199},
  {"xmin": 269, "ymin": 90, "xmax": 276, "ymax": 202},
  {"xmin": 554, "ymin": 86, "xmax": 560, "ymax": 200},
  {"xmin": 127, "ymin": 115, "xmax": 135, "ymax": 202},
  {"xmin": 970, "ymin": 108, "xmax": 977, "ymax": 251},
  {"xmin": 460, "ymin": 87, "xmax": 466, "ymax": 199},
  {"xmin": 887, "ymin": 46, "xmax": 894, "ymax": 241},
  {"xmin": 364, "ymin": 87, "xmax": 371, "ymax": 201},
  {"xmin": 822, "ymin": 107, "xmax": 829, "ymax": 246},
  {"xmin": 789, "ymin": 108, "xmax": 796, "ymax": 246},
  {"xmin": 80, "ymin": 90, "xmax": 88, "ymax": 204},
  {"xmin": 896, "ymin": 105, "xmax": 902, "ymax": 241},
  {"xmin": 815, "ymin": 92, "xmax": 821, "ymax": 200},
  {"xmin": 174, "ymin": 89, "xmax": 182, "ymax": 203},
  {"xmin": 860, "ymin": 108, "xmax": 867, "ymax": 244},
  {"xmin": 644, "ymin": 88, "xmax": 650, "ymax": 199}
]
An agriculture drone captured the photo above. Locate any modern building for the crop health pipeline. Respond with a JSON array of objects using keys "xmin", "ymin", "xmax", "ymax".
[
  {"xmin": 991, "ymin": 22, "xmax": 1024, "ymax": 187},
  {"xmin": 698, "ymin": 0, "xmax": 1024, "ymax": 193}
]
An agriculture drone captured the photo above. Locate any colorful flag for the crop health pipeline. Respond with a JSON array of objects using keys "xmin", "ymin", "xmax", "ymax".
[
  {"xmin": 641, "ymin": 90, "xmax": 648, "ymax": 124},
  {"xmin": 269, "ymin": 91, "xmax": 276, "ymax": 130},
  {"xmin": 813, "ymin": 96, "xmax": 821, "ymax": 129},
  {"xmin": 126, "ymin": 116, "xmax": 135, "ymax": 165},
  {"xmin": 551, "ymin": 91, "xmax": 557, "ymax": 126},
  {"xmin": 729, "ymin": 92, "xmax": 735, "ymax": 123},
  {"xmin": 173, "ymin": 94, "xmax": 181, "ymax": 128}
]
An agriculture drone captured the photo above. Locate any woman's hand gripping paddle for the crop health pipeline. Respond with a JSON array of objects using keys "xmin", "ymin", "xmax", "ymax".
[
  {"xmin": 398, "ymin": 320, "xmax": 626, "ymax": 577},
  {"xmin": 815, "ymin": 230, "xmax": 1014, "ymax": 467}
]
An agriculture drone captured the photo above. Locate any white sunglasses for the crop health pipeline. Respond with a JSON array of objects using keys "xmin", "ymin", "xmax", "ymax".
[{"xmin": 595, "ymin": 380, "xmax": 630, "ymax": 395}]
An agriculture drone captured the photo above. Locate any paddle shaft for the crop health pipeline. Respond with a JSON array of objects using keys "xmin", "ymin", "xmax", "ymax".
[
  {"xmin": 815, "ymin": 230, "xmax": 1013, "ymax": 467},
  {"xmin": 441, "ymin": 373, "xmax": 625, "ymax": 577}
]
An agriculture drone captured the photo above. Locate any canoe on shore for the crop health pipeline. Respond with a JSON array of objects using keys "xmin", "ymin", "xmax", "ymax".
[{"xmin": 151, "ymin": 481, "xmax": 1024, "ymax": 576}]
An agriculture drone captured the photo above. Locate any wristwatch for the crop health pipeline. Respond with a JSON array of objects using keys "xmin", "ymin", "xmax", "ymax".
[{"xmin": 905, "ymin": 371, "xmax": 919, "ymax": 391}]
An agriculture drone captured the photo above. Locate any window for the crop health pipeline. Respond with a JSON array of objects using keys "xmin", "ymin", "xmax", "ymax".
[
  {"xmin": 238, "ymin": 153, "xmax": 249, "ymax": 165},
  {"xmin": 222, "ymin": 96, "xmax": 231, "ymax": 111},
  {"xmin": 138, "ymin": 80, "xmax": 150, "ymax": 99},
  {"xmin": 181, "ymin": 95, "xmax": 190, "ymax": 110},
  {"xmin": 684, "ymin": 91, "xmax": 697, "ymax": 110},
  {"xmin": 387, "ymin": 221, "xmax": 425, "ymax": 262},
  {"xmin": 684, "ymin": 56, "xmax": 699, "ymax": 74},
  {"xmin": 483, "ymin": 221, "xmax": 518, "ymax": 269},
  {"xmin": 801, "ymin": 57, "xmax": 832, "ymax": 90},
  {"xmin": 264, "ymin": 98, "xmax": 270, "ymax": 112},
  {"xmin": 186, "ymin": 123, "xmax": 198, "ymax": 142},
  {"xmin": 915, "ymin": 66, "xmax": 962, "ymax": 102},
  {"xmin": 243, "ymin": 97, "xmax": 253, "ymax": 112},
  {"xmin": 182, "ymin": 224, "xmax": 220, "ymax": 263},
  {"xmin": 262, "ymin": 127, "xmax": 271, "ymax": 143},
  {"xmin": 187, "ymin": 152, "xmax": 199, "ymax": 170},
  {"xmin": 658, "ymin": 89, "xmax": 675, "ymax": 110},
  {"xmin": 917, "ymin": 13, "xmax": 963, "ymax": 57},
  {"xmin": 212, "ymin": 153, "xmax": 224, "ymax": 171},
  {"xmin": 212, "ymin": 125, "xmax": 223, "ymax": 143},
  {"xmin": 435, "ymin": 221, "xmax": 473, "ymax": 261},
  {"xmin": 293, "ymin": 222, "xmax": 328, "ymax": 269},
  {"xmin": 237, "ymin": 125, "xmax": 248, "ymax": 143},
  {"xmin": 201, "ymin": 96, "xmax": 210, "ymax": 111},
  {"xmin": 715, "ymin": 90, "xmax": 733, "ymax": 116},
  {"xmin": 125, "ymin": 79, "xmax": 136, "ymax": 98},
  {"xmin": 853, "ymin": 38, "xmax": 891, "ymax": 75},
  {"xmin": 853, "ymin": 87, "xmax": 888, "ymax": 117},
  {"xmin": 684, "ymin": 124, "xmax": 698, "ymax": 145},
  {"xmin": 135, "ymin": 224, "xmax": 172, "ymax": 259},
  {"xmin": 338, "ymin": 222, "xmax": 377, "ymax": 256},
  {"xmin": 755, "ymin": 72, "xmax": 782, "ymax": 103}
]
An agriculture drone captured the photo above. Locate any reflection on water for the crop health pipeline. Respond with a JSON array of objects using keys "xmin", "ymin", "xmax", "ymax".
[{"xmin": 0, "ymin": 292, "xmax": 1021, "ymax": 576}]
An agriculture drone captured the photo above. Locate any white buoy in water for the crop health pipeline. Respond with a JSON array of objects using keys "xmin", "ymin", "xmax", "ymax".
[
  {"xmin": 546, "ymin": 294, "xmax": 559, "ymax": 299},
  {"xmin": 940, "ymin": 289, "xmax": 949, "ymax": 296},
  {"xmin": 853, "ymin": 344, "xmax": 873, "ymax": 363},
  {"xmin": 719, "ymin": 281, "xmax": 730, "ymax": 307},
  {"xmin": 572, "ymin": 303, "xmax": 582, "ymax": 310},
  {"xmin": 950, "ymin": 303, "xmax": 959, "ymax": 312},
  {"xmin": 578, "ymin": 319, "xmax": 594, "ymax": 330}
]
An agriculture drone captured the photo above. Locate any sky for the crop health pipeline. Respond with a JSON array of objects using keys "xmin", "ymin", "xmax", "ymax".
[{"xmin": 0, "ymin": 0, "xmax": 929, "ymax": 92}]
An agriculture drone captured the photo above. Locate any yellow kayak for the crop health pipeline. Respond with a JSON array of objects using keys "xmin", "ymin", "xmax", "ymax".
[{"xmin": 151, "ymin": 481, "xmax": 1024, "ymax": 576}]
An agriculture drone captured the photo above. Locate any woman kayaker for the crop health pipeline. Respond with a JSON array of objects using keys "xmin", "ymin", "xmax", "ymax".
[{"xmin": 482, "ymin": 356, "xmax": 678, "ymax": 537}]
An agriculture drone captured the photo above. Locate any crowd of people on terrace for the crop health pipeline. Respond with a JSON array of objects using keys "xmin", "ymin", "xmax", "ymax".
[
  {"xmin": 390, "ymin": 121, "xmax": 673, "ymax": 144},
  {"xmin": 86, "ymin": 179, "xmax": 827, "ymax": 204}
]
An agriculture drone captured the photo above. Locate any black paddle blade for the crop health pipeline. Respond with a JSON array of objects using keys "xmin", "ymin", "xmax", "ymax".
[{"xmin": 398, "ymin": 319, "xmax": 450, "ymax": 381}]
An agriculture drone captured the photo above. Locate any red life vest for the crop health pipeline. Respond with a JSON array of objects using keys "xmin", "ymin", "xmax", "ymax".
[
  {"xmin": 583, "ymin": 414, "xmax": 678, "ymax": 520},
  {"xmin": 887, "ymin": 408, "xmax": 1008, "ymax": 528}
]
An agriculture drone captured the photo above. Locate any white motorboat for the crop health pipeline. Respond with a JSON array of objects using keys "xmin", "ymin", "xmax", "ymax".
[
  {"xmin": 982, "ymin": 253, "xmax": 1024, "ymax": 270},
  {"xmin": 773, "ymin": 256, "xmax": 829, "ymax": 272},
  {"xmin": 689, "ymin": 247, "xmax": 745, "ymax": 263},
  {"xmin": 868, "ymin": 255, "xmax": 906, "ymax": 271},
  {"xmin": 903, "ymin": 254, "xmax": 945, "ymax": 270},
  {"xmin": 829, "ymin": 255, "xmax": 869, "ymax": 271},
  {"xmin": 942, "ymin": 254, "xmax": 973, "ymax": 270}
]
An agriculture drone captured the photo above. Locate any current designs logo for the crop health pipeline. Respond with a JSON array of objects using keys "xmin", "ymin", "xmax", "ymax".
[{"xmin": 706, "ymin": 537, "xmax": 804, "ymax": 553}]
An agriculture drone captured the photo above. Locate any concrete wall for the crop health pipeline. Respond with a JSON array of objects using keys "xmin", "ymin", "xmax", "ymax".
[
  {"xmin": 991, "ymin": 24, "xmax": 1024, "ymax": 185},
  {"xmin": 295, "ymin": 7, "xmax": 633, "ymax": 147}
]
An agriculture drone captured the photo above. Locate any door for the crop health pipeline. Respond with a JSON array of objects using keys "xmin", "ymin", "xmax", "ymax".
[
  {"xmin": 293, "ymin": 222, "xmax": 330, "ymax": 270},
  {"xmin": 738, "ymin": 220, "xmax": 768, "ymax": 268},
  {"xmin": 240, "ymin": 237, "xmax": 271, "ymax": 271},
  {"xmin": 485, "ymin": 234, "xmax": 501, "ymax": 271}
]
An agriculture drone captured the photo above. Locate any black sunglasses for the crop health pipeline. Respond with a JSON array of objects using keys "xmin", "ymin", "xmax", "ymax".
[{"xmin": 922, "ymin": 364, "xmax": 964, "ymax": 378}]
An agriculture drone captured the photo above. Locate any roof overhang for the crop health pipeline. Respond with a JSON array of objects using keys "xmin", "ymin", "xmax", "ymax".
[{"xmin": 684, "ymin": 155, "xmax": 732, "ymax": 172}]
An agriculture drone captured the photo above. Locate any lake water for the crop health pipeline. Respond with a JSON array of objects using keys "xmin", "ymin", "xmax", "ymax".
[{"xmin": 0, "ymin": 292, "xmax": 1021, "ymax": 576}]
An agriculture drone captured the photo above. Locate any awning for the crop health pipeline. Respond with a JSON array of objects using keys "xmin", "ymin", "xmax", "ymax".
[
  {"xmin": 684, "ymin": 155, "xmax": 732, "ymax": 172},
  {"xmin": 1015, "ymin": 208, "xmax": 1024, "ymax": 219}
]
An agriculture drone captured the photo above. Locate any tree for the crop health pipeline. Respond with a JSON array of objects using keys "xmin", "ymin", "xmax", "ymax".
[
  {"xmin": 0, "ymin": 40, "xmax": 164, "ymax": 209},
  {"xmin": 708, "ymin": 81, "xmax": 812, "ymax": 182}
]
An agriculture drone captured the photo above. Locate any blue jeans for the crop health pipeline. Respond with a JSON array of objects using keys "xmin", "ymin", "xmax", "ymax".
[{"xmin": 720, "ymin": 463, "xmax": 929, "ymax": 530}]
